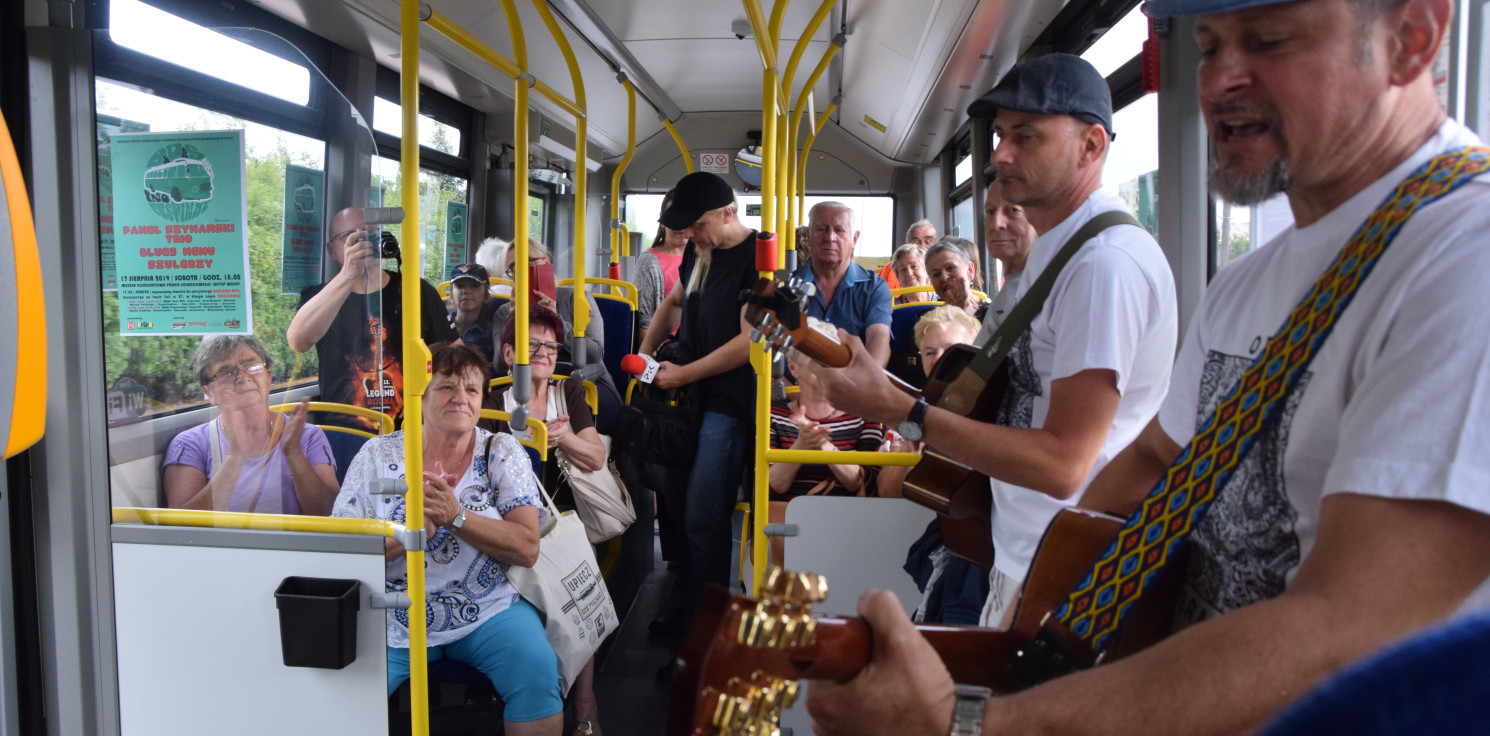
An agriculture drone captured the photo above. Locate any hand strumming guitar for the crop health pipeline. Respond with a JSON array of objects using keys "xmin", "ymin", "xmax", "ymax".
[
  {"xmin": 806, "ymin": 590, "xmax": 957, "ymax": 736},
  {"xmin": 801, "ymin": 330, "xmax": 918, "ymax": 428}
]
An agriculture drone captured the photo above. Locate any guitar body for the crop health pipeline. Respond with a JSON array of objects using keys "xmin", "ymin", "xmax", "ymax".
[{"xmin": 902, "ymin": 344, "xmax": 1010, "ymax": 569}]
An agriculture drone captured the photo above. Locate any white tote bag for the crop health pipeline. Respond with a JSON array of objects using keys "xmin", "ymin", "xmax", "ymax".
[
  {"xmin": 552, "ymin": 381, "xmax": 636, "ymax": 543},
  {"xmin": 506, "ymin": 482, "xmax": 619, "ymax": 694}
]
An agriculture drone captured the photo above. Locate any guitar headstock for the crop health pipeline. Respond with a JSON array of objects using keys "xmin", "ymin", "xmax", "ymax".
[
  {"xmin": 741, "ymin": 278, "xmax": 850, "ymax": 368},
  {"xmin": 668, "ymin": 566, "xmax": 841, "ymax": 736}
]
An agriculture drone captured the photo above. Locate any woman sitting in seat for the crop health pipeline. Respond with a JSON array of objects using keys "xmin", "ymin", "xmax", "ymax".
[
  {"xmin": 163, "ymin": 335, "xmax": 338, "ymax": 514},
  {"xmin": 333, "ymin": 342, "xmax": 562, "ymax": 736},
  {"xmin": 480, "ymin": 304, "xmax": 606, "ymax": 736},
  {"xmin": 766, "ymin": 349, "xmax": 886, "ymax": 563},
  {"xmin": 890, "ymin": 243, "xmax": 934, "ymax": 305}
]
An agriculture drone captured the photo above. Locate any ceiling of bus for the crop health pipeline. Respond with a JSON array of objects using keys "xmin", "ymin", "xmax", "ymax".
[{"xmin": 255, "ymin": 0, "xmax": 1071, "ymax": 168}]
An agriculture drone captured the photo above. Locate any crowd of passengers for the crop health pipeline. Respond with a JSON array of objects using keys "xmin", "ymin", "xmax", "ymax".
[{"xmin": 156, "ymin": 169, "xmax": 1018, "ymax": 732}]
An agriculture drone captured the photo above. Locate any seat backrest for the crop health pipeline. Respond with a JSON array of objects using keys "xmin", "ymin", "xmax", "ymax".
[
  {"xmin": 888, "ymin": 303, "xmax": 937, "ymax": 388},
  {"xmin": 592, "ymin": 294, "xmax": 635, "ymax": 392},
  {"xmin": 319, "ymin": 428, "xmax": 369, "ymax": 486}
]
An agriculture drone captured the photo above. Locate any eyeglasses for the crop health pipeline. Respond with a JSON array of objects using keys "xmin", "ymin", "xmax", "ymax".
[
  {"xmin": 504, "ymin": 256, "xmax": 547, "ymax": 279},
  {"xmin": 527, "ymin": 339, "xmax": 563, "ymax": 356},
  {"xmin": 329, "ymin": 229, "xmax": 359, "ymax": 245},
  {"xmin": 210, "ymin": 362, "xmax": 267, "ymax": 383}
]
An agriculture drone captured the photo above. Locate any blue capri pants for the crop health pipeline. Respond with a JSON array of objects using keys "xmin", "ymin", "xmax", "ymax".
[{"xmin": 386, "ymin": 598, "xmax": 562, "ymax": 722}]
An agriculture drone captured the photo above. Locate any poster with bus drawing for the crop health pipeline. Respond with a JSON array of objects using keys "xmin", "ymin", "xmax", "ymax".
[{"xmin": 112, "ymin": 129, "xmax": 251, "ymax": 336}]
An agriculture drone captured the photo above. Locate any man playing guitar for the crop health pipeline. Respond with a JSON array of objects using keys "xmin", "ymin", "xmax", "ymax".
[{"xmin": 804, "ymin": 0, "xmax": 1490, "ymax": 734}]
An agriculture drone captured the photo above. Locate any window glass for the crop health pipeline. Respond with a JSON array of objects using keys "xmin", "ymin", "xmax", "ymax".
[
  {"xmin": 1215, "ymin": 193, "xmax": 1293, "ymax": 272},
  {"xmin": 1081, "ymin": 6, "xmax": 1149, "ymax": 78},
  {"xmin": 623, "ymin": 193, "xmax": 898, "ymax": 259},
  {"xmin": 1104, "ymin": 93, "xmax": 1160, "ymax": 237},
  {"xmin": 953, "ymin": 155, "xmax": 973, "ymax": 188},
  {"xmin": 108, "ymin": 0, "xmax": 310, "ymax": 106},
  {"xmin": 529, "ymin": 195, "xmax": 547, "ymax": 245},
  {"xmin": 97, "ymin": 78, "xmax": 326, "ymax": 421},
  {"xmin": 371, "ymin": 156, "xmax": 469, "ymax": 287},
  {"xmin": 373, "ymin": 97, "xmax": 462, "ymax": 155},
  {"xmin": 950, "ymin": 196, "xmax": 975, "ymax": 242}
]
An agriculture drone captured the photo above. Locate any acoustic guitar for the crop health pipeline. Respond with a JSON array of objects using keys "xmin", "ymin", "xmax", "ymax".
[
  {"xmin": 666, "ymin": 508, "xmax": 1184, "ymax": 736},
  {"xmin": 742, "ymin": 276, "xmax": 999, "ymax": 568}
]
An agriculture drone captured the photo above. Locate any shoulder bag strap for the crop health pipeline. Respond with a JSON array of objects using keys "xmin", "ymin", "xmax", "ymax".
[{"xmin": 939, "ymin": 211, "xmax": 1141, "ymax": 413}]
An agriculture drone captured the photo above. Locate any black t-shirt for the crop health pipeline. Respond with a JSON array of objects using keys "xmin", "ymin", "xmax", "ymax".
[
  {"xmin": 678, "ymin": 231, "xmax": 759, "ymax": 419},
  {"xmin": 297, "ymin": 271, "xmax": 456, "ymax": 431}
]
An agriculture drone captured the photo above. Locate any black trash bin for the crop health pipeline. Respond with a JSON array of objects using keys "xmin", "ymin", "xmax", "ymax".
[{"xmin": 274, "ymin": 576, "xmax": 360, "ymax": 669}]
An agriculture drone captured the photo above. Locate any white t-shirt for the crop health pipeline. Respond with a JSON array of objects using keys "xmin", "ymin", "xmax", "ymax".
[
  {"xmin": 1158, "ymin": 119, "xmax": 1490, "ymax": 623},
  {"xmin": 332, "ymin": 428, "xmax": 549, "ymax": 648},
  {"xmin": 987, "ymin": 187, "xmax": 1178, "ymax": 586}
]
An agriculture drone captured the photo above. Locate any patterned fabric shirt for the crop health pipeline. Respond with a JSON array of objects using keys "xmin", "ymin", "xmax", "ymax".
[{"xmin": 331, "ymin": 429, "xmax": 548, "ymax": 648}]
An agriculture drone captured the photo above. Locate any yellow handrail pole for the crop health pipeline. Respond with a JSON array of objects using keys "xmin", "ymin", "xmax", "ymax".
[
  {"xmin": 781, "ymin": 0, "xmax": 836, "ymax": 257},
  {"xmin": 610, "ymin": 76, "xmax": 637, "ymax": 263},
  {"xmin": 662, "ymin": 118, "xmax": 694, "ymax": 174},
  {"xmin": 497, "ymin": 0, "xmax": 532, "ymax": 385},
  {"xmin": 111, "ymin": 508, "xmax": 410, "ymax": 536},
  {"xmin": 397, "ymin": 2, "xmax": 431, "ymax": 733},
  {"xmin": 742, "ymin": 0, "xmax": 777, "ymax": 70},
  {"xmin": 530, "ymin": 0, "xmax": 593, "ymax": 355},
  {"xmin": 797, "ymin": 102, "xmax": 837, "ymax": 228},
  {"xmin": 788, "ymin": 39, "xmax": 843, "ymax": 254},
  {"xmin": 424, "ymin": 9, "xmax": 584, "ymax": 120}
]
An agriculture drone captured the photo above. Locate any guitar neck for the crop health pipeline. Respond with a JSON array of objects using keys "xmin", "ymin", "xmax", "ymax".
[{"xmin": 792, "ymin": 616, "xmax": 1028, "ymax": 693}]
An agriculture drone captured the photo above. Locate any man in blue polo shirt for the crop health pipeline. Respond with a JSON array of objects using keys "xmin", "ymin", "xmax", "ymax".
[{"xmin": 791, "ymin": 201, "xmax": 892, "ymax": 366}]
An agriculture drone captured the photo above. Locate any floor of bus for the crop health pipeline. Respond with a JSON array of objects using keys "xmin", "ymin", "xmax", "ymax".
[{"xmin": 394, "ymin": 507, "xmax": 750, "ymax": 736}]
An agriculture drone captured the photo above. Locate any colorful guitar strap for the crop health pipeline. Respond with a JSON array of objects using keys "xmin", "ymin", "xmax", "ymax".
[{"xmin": 1053, "ymin": 146, "xmax": 1490, "ymax": 656}]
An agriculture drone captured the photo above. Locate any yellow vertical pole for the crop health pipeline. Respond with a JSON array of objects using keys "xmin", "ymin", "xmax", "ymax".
[
  {"xmin": 397, "ymin": 2, "xmax": 431, "ymax": 734},
  {"xmin": 498, "ymin": 0, "xmax": 531, "ymax": 376},
  {"xmin": 610, "ymin": 78, "xmax": 637, "ymax": 264},
  {"xmin": 798, "ymin": 102, "xmax": 837, "ymax": 230},
  {"xmin": 662, "ymin": 119, "xmax": 694, "ymax": 174},
  {"xmin": 531, "ymin": 0, "xmax": 591, "ymax": 352}
]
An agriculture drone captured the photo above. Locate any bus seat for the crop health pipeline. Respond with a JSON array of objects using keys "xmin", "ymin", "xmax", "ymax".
[
  {"xmin": 319, "ymin": 430, "xmax": 369, "ymax": 486},
  {"xmin": 592, "ymin": 293, "xmax": 636, "ymax": 393},
  {"xmin": 888, "ymin": 303, "xmax": 937, "ymax": 389}
]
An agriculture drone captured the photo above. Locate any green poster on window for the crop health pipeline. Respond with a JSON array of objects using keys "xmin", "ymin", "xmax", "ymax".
[
  {"xmin": 96, "ymin": 114, "xmax": 150, "ymax": 291},
  {"xmin": 112, "ymin": 129, "xmax": 251, "ymax": 336},
  {"xmin": 281, "ymin": 164, "xmax": 324, "ymax": 294},
  {"xmin": 445, "ymin": 200, "xmax": 468, "ymax": 270}
]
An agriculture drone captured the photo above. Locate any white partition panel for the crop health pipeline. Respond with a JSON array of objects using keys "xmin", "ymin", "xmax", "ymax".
[
  {"xmin": 112, "ymin": 527, "xmax": 389, "ymax": 736},
  {"xmin": 776, "ymin": 496, "xmax": 939, "ymax": 736}
]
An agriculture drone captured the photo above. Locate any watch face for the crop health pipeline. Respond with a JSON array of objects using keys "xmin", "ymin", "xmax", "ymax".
[{"xmin": 896, "ymin": 419, "xmax": 923, "ymax": 442}]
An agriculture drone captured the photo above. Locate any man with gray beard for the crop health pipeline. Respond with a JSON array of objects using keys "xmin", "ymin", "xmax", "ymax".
[{"xmin": 806, "ymin": 1, "xmax": 1490, "ymax": 734}]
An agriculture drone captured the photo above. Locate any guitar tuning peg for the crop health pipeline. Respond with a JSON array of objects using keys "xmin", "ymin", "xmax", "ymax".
[
  {"xmin": 778, "ymin": 336, "xmax": 794, "ymax": 354},
  {"xmin": 750, "ymin": 327, "xmax": 764, "ymax": 343}
]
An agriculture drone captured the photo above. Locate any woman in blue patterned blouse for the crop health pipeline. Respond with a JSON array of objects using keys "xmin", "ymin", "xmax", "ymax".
[{"xmin": 332, "ymin": 343, "xmax": 562, "ymax": 736}]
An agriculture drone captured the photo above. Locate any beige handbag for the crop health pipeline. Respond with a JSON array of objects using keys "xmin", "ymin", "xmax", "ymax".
[{"xmin": 552, "ymin": 380, "xmax": 636, "ymax": 543}]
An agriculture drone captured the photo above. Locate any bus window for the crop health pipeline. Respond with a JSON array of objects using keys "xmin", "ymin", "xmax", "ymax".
[
  {"xmin": 96, "ymin": 79, "xmax": 327, "ymax": 423},
  {"xmin": 624, "ymin": 193, "xmax": 897, "ymax": 259},
  {"xmin": 372, "ymin": 155, "xmax": 469, "ymax": 288}
]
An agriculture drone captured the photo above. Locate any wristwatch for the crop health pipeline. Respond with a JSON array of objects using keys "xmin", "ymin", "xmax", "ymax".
[
  {"xmin": 450, "ymin": 506, "xmax": 467, "ymax": 531},
  {"xmin": 949, "ymin": 684, "xmax": 991, "ymax": 736},
  {"xmin": 896, "ymin": 397, "xmax": 930, "ymax": 442}
]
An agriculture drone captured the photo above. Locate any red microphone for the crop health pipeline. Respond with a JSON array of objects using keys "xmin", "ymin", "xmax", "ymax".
[{"xmin": 620, "ymin": 353, "xmax": 660, "ymax": 384}]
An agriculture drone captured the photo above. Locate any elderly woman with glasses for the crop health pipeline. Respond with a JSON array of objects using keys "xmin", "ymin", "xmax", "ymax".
[
  {"xmin": 480, "ymin": 304, "xmax": 607, "ymax": 735},
  {"xmin": 333, "ymin": 342, "xmax": 563, "ymax": 735},
  {"xmin": 492, "ymin": 239, "xmax": 620, "ymax": 433},
  {"xmin": 162, "ymin": 335, "xmax": 339, "ymax": 514}
]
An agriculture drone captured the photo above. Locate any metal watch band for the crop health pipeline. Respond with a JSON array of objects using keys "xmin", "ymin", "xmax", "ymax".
[
  {"xmin": 949, "ymin": 684, "xmax": 991, "ymax": 736},
  {"xmin": 450, "ymin": 507, "xmax": 467, "ymax": 530}
]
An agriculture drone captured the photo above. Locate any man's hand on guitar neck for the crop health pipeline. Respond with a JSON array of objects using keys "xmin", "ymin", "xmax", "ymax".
[
  {"xmin": 801, "ymin": 330, "xmax": 919, "ymax": 428},
  {"xmin": 806, "ymin": 590, "xmax": 956, "ymax": 736}
]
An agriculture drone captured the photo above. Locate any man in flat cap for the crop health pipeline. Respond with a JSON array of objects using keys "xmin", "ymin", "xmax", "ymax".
[
  {"xmin": 638, "ymin": 171, "xmax": 761, "ymax": 629},
  {"xmin": 808, "ymin": 52, "xmax": 1178, "ymax": 629},
  {"xmin": 806, "ymin": 0, "xmax": 1490, "ymax": 734}
]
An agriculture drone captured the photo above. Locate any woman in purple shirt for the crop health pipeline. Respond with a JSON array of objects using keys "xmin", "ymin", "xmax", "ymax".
[{"xmin": 163, "ymin": 335, "xmax": 338, "ymax": 514}]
